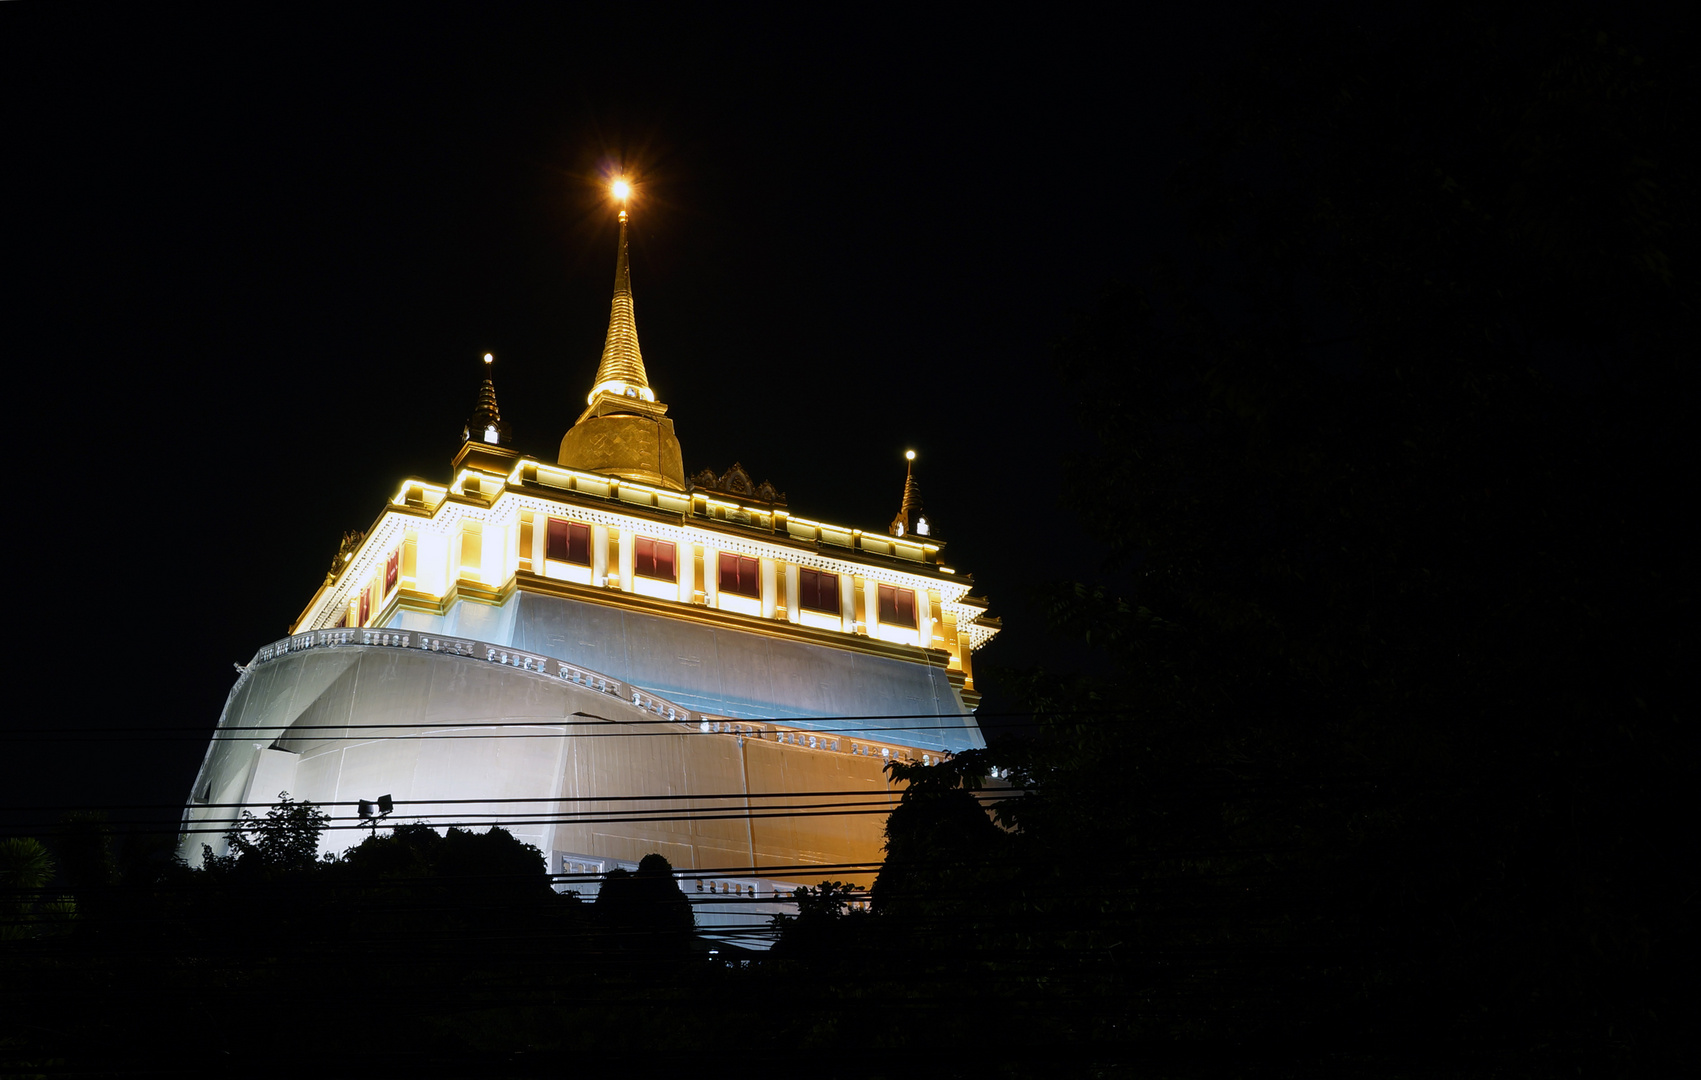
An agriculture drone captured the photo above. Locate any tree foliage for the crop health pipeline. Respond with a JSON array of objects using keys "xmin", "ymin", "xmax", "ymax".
[
  {"xmin": 866, "ymin": 8, "xmax": 1694, "ymax": 1071},
  {"xmin": 202, "ymin": 791, "xmax": 329, "ymax": 876},
  {"xmin": 0, "ymin": 837, "xmax": 75, "ymax": 941},
  {"xmin": 594, "ymin": 853, "xmax": 695, "ymax": 953},
  {"xmin": 770, "ymin": 880, "xmax": 869, "ymax": 958}
]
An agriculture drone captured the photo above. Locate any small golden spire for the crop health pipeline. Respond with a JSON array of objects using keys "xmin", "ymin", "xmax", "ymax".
[
  {"xmin": 890, "ymin": 450, "xmax": 928, "ymax": 537},
  {"xmin": 463, "ymin": 352, "xmax": 509, "ymax": 446}
]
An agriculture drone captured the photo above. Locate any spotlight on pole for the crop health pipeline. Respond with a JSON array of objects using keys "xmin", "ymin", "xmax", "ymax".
[{"xmin": 357, "ymin": 794, "xmax": 394, "ymax": 838}]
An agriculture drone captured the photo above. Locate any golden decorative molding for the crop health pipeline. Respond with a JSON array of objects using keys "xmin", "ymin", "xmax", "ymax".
[{"xmin": 513, "ymin": 570, "xmax": 952, "ymax": 667}]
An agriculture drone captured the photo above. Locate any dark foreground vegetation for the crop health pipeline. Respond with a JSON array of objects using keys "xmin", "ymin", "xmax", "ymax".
[{"xmin": 4, "ymin": 8, "xmax": 1692, "ymax": 1077}]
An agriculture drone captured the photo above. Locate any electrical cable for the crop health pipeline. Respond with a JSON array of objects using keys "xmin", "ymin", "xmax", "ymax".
[
  {"xmin": 0, "ymin": 706, "xmax": 1167, "ymax": 739},
  {"xmin": 6, "ymin": 709, "xmax": 993, "ymax": 734},
  {"xmin": 1, "ymin": 786, "xmax": 1000, "ymax": 813}
]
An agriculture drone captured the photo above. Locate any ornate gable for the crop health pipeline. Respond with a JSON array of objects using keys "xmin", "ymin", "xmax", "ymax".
[{"xmin": 686, "ymin": 462, "xmax": 787, "ymax": 507}]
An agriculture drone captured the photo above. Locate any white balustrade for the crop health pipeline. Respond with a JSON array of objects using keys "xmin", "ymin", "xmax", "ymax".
[{"xmin": 237, "ymin": 627, "xmax": 939, "ymax": 764}]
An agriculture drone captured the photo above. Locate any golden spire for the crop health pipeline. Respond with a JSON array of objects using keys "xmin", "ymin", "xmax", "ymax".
[{"xmin": 586, "ymin": 193, "xmax": 654, "ymax": 405}]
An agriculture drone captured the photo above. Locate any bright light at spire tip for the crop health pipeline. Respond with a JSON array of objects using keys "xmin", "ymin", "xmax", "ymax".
[
  {"xmin": 611, "ymin": 179, "xmax": 631, "ymax": 201},
  {"xmin": 483, "ymin": 353, "xmax": 493, "ymax": 363},
  {"xmin": 906, "ymin": 450, "xmax": 916, "ymax": 461}
]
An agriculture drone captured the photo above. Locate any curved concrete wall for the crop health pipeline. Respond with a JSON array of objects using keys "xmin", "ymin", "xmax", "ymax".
[
  {"xmin": 388, "ymin": 590, "xmax": 984, "ymax": 753},
  {"xmin": 180, "ymin": 643, "xmax": 902, "ymax": 882}
]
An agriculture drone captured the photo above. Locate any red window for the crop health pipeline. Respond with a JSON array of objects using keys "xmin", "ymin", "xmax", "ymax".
[
  {"xmin": 718, "ymin": 552, "xmax": 761, "ymax": 598},
  {"xmin": 384, "ymin": 550, "xmax": 399, "ymax": 594},
  {"xmin": 634, "ymin": 537, "xmax": 677, "ymax": 581},
  {"xmin": 546, "ymin": 519, "xmax": 591, "ymax": 565},
  {"xmin": 359, "ymin": 586, "xmax": 371, "ymax": 626},
  {"xmin": 797, "ymin": 568, "xmax": 840, "ymax": 613},
  {"xmin": 877, "ymin": 584, "xmax": 916, "ymax": 628}
]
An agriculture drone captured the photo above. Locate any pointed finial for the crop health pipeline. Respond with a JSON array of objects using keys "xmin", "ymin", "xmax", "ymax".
[
  {"xmin": 613, "ymin": 178, "xmax": 631, "ymax": 226},
  {"xmin": 463, "ymin": 352, "xmax": 509, "ymax": 446}
]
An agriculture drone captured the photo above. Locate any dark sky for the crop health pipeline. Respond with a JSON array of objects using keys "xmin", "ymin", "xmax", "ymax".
[{"xmin": 2, "ymin": 7, "xmax": 1242, "ymax": 822}]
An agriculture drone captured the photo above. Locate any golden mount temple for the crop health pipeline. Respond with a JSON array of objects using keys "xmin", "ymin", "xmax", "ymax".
[{"xmin": 179, "ymin": 187, "xmax": 998, "ymax": 942}]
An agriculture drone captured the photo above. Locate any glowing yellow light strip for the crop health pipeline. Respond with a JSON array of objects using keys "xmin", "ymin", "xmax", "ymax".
[
  {"xmin": 512, "ymin": 457, "xmax": 909, "ymax": 544},
  {"xmin": 451, "ymin": 467, "xmax": 514, "ymax": 493},
  {"xmin": 509, "ymin": 493, "xmax": 966, "ymax": 598},
  {"xmin": 392, "ymin": 481, "xmax": 449, "ymax": 506},
  {"xmin": 306, "ymin": 460, "xmax": 990, "ymax": 635},
  {"xmin": 360, "ymin": 496, "xmax": 962, "ymax": 601}
]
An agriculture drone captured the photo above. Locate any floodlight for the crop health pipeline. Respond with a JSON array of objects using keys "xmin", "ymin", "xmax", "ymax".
[{"xmin": 357, "ymin": 794, "xmax": 394, "ymax": 837}]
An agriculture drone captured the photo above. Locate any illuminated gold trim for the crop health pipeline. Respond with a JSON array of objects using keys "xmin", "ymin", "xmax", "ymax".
[
  {"xmin": 296, "ymin": 455, "xmax": 988, "ymax": 646},
  {"xmin": 524, "ymin": 458, "xmax": 946, "ymax": 559},
  {"xmin": 512, "ymin": 570, "xmax": 952, "ymax": 668},
  {"xmin": 392, "ymin": 480, "xmax": 449, "ymax": 506},
  {"xmin": 945, "ymin": 667, "xmax": 982, "ymax": 709},
  {"xmin": 373, "ymin": 589, "xmax": 403, "ymax": 628}
]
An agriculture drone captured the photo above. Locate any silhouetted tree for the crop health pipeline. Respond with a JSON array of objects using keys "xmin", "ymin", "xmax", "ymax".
[
  {"xmin": 202, "ymin": 792, "xmax": 328, "ymax": 876},
  {"xmin": 770, "ymin": 880, "xmax": 869, "ymax": 958},
  {"xmin": 332, "ymin": 821, "xmax": 560, "ymax": 936},
  {"xmin": 871, "ymin": 756, "xmax": 1006, "ymax": 925},
  {"xmin": 0, "ymin": 837, "xmax": 74, "ymax": 941},
  {"xmin": 957, "ymin": 6, "xmax": 1694, "ymax": 1070},
  {"xmin": 56, "ymin": 813, "xmax": 117, "ymax": 894},
  {"xmin": 594, "ymin": 853, "xmax": 694, "ymax": 953}
]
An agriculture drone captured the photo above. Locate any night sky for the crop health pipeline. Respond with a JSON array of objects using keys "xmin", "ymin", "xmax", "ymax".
[{"xmin": 3, "ymin": 8, "xmax": 1242, "ymax": 819}]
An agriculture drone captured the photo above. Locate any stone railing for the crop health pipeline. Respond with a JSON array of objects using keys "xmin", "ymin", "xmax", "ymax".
[
  {"xmin": 241, "ymin": 627, "xmax": 937, "ymax": 764},
  {"xmin": 248, "ymin": 627, "xmax": 638, "ymax": 704}
]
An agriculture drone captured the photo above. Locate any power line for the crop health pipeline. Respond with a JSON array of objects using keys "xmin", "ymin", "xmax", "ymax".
[
  {"xmin": 0, "ymin": 727, "xmax": 990, "ymax": 743},
  {"xmin": 0, "ymin": 730, "xmax": 984, "ymax": 746},
  {"xmin": 0, "ymin": 787, "xmax": 1019, "ymax": 820},
  {"xmin": 171, "ymin": 804, "xmax": 911, "ymax": 836},
  {"xmin": 0, "ymin": 787, "xmax": 939, "ymax": 812},
  {"xmin": 1, "ymin": 807, "xmax": 1020, "ymax": 840},
  {"xmin": 0, "ymin": 707, "xmax": 1157, "ymax": 740},
  {"xmin": 3, "ymin": 772, "xmax": 1404, "ymax": 819},
  {"xmin": 0, "ymin": 860, "xmax": 893, "ymax": 894},
  {"xmin": 7, "ymin": 710, "xmax": 985, "ymax": 734},
  {"xmin": 1, "ymin": 803, "xmax": 915, "ymax": 838}
]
